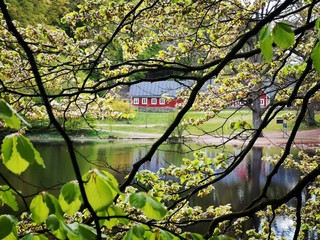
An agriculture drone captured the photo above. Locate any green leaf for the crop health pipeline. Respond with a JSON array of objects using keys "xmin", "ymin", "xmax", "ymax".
[
  {"xmin": 99, "ymin": 205, "xmax": 129, "ymax": 229},
  {"xmin": 64, "ymin": 223, "xmax": 81, "ymax": 240},
  {"xmin": 95, "ymin": 170, "xmax": 120, "ymax": 194},
  {"xmin": 78, "ymin": 224, "xmax": 97, "ymax": 240},
  {"xmin": 1, "ymin": 135, "xmax": 13, "ymax": 164},
  {"xmin": 59, "ymin": 181, "xmax": 82, "ymax": 216},
  {"xmin": 21, "ymin": 234, "xmax": 48, "ymax": 240},
  {"xmin": 0, "ymin": 99, "xmax": 21, "ymax": 129},
  {"xmin": 0, "ymin": 185, "xmax": 19, "ymax": 211},
  {"xmin": 123, "ymin": 228, "xmax": 137, "ymax": 240},
  {"xmin": 129, "ymin": 192, "xmax": 167, "ymax": 220},
  {"xmin": 129, "ymin": 192, "xmax": 147, "ymax": 208},
  {"xmin": 209, "ymin": 236, "xmax": 235, "ymax": 240},
  {"xmin": 143, "ymin": 193, "xmax": 167, "ymax": 220},
  {"xmin": 181, "ymin": 232, "xmax": 205, "ymax": 240},
  {"xmin": 316, "ymin": 18, "xmax": 320, "ymax": 31},
  {"xmin": 16, "ymin": 135, "xmax": 45, "ymax": 167},
  {"xmin": 83, "ymin": 169, "xmax": 119, "ymax": 211},
  {"xmin": 44, "ymin": 193, "xmax": 64, "ymax": 219},
  {"xmin": 1, "ymin": 135, "xmax": 29, "ymax": 174},
  {"xmin": 65, "ymin": 222, "xmax": 106, "ymax": 240},
  {"xmin": 30, "ymin": 194, "xmax": 50, "ymax": 224},
  {"xmin": 145, "ymin": 229, "xmax": 179, "ymax": 239},
  {"xmin": 311, "ymin": 42, "xmax": 320, "ymax": 73},
  {"xmin": 60, "ymin": 181, "xmax": 79, "ymax": 204},
  {"xmin": 0, "ymin": 216, "xmax": 13, "ymax": 239},
  {"xmin": 259, "ymin": 24, "xmax": 273, "ymax": 61},
  {"xmin": 1, "ymin": 134, "xmax": 45, "ymax": 175},
  {"xmin": 132, "ymin": 225, "xmax": 145, "ymax": 238},
  {"xmin": 0, "ymin": 215, "xmax": 18, "ymax": 240},
  {"xmin": 272, "ymin": 22, "xmax": 295, "ymax": 49},
  {"xmin": 315, "ymin": 17, "xmax": 320, "ymax": 39},
  {"xmin": 45, "ymin": 214, "xmax": 67, "ymax": 239},
  {"xmin": 123, "ymin": 225, "xmax": 145, "ymax": 240},
  {"xmin": 46, "ymin": 215, "xmax": 60, "ymax": 231}
]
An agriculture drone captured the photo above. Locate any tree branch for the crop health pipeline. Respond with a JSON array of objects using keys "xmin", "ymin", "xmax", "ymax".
[{"xmin": 0, "ymin": 2, "xmax": 103, "ymax": 239}]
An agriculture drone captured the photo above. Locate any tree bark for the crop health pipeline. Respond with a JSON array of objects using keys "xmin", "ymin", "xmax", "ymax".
[
  {"xmin": 304, "ymin": 103, "xmax": 318, "ymax": 126},
  {"xmin": 252, "ymin": 92, "xmax": 264, "ymax": 137}
]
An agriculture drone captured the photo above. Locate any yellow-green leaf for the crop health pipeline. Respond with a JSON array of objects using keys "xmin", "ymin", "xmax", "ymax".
[
  {"xmin": 1, "ymin": 134, "xmax": 45, "ymax": 175},
  {"xmin": 59, "ymin": 181, "xmax": 82, "ymax": 216},
  {"xmin": 0, "ymin": 100, "xmax": 20, "ymax": 130},
  {"xmin": 30, "ymin": 194, "xmax": 50, "ymax": 224},
  {"xmin": 16, "ymin": 135, "xmax": 45, "ymax": 168},
  {"xmin": 315, "ymin": 17, "xmax": 320, "ymax": 39},
  {"xmin": 45, "ymin": 214, "xmax": 67, "ymax": 239},
  {"xmin": 21, "ymin": 234, "xmax": 48, "ymax": 240},
  {"xmin": 259, "ymin": 24, "xmax": 273, "ymax": 61},
  {"xmin": 83, "ymin": 169, "xmax": 119, "ymax": 211},
  {"xmin": 145, "ymin": 228, "xmax": 179, "ymax": 239},
  {"xmin": 130, "ymin": 192, "xmax": 167, "ymax": 220},
  {"xmin": 44, "ymin": 193, "xmax": 64, "ymax": 219},
  {"xmin": 311, "ymin": 42, "xmax": 320, "ymax": 73},
  {"xmin": 272, "ymin": 22, "xmax": 295, "ymax": 49},
  {"xmin": 46, "ymin": 215, "xmax": 60, "ymax": 231},
  {"xmin": 1, "ymin": 135, "xmax": 29, "ymax": 174},
  {"xmin": 0, "ymin": 185, "xmax": 19, "ymax": 211},
  {"xmin": 123, "ymin": 225, "xmax": 145, "ymax": 240},
  {"xmin": 129, "ymin": 192, "xmax": 147, "ymax": 208},
  {"xmin": 99, "ymin": 205, "xmax": 129, "ymax": 229}
]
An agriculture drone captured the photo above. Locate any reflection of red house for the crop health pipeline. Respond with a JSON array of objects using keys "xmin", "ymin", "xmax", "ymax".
[{"xmin": 129, "ymin": 81, "xmax": 185, "ymax": 109}]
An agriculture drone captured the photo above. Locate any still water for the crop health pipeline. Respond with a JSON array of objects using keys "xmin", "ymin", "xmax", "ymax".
[{"xmin": 0, "ymin": 140, "xmax": 301, "ymax": 238}]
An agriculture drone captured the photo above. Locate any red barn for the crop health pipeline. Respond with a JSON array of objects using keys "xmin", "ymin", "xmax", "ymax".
[
  {"xmin": 233, "ymin": 90, "xmax": 272, "ymax": 108},
  {"xmin": 258, "ymin": 90, "xmax": 271, "ymax": 107},
  {"xmin": 129, "ymin": 81, "xmax": 185, "ymax": 109}
]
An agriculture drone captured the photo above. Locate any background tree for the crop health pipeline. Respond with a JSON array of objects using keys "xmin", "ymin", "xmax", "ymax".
[
  {"xmin": 0, "ymin": 0, "xmax": 319, "ymax": 239},
  {"xmin": 6, "ymin": 0, "xmax": 72, "ymax": 26}
]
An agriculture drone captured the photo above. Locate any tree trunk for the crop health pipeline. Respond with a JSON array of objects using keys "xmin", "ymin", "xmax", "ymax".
[
  {"xmin": 252, "ymin": 92, "xmax": 264, "ymax": 137},
  {"xmin": 304, "ymin": 103, "xmax": 317, "ymax": 126}
]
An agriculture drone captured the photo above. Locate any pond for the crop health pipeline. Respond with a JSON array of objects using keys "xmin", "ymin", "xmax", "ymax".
[{"xmin": 0, "ymin": 139, "xmax": 301, "ymax": 238}]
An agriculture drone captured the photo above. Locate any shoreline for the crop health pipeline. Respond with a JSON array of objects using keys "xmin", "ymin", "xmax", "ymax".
[{"xmin": 25, "ymin": 129, "xmax": 320, "ymax": 149}]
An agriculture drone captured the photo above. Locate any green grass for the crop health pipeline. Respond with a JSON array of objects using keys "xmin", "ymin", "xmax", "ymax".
[
  {"xmin": 29, "ymin": 109, "xmax": 318, "ymax": 138},
  {"xmin": 89, "ymin": 109, "xmax": 318, "ymax": 136},
  {"xmin": 184, "ymin": 109, "xmax": 319, "ymax": 135}
]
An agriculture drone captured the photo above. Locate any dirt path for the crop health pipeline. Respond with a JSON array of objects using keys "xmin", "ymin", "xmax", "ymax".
[
  {"xmin": 30, "ymin": 126, "xmax": 319, "ymax": 148},
  {"xmin": 192, "ymin": 129, "xmax": 320, "ymax": 147},
  {"xmin": 108, "ymin": 128, "xmax": 320, "ymax": 148}
]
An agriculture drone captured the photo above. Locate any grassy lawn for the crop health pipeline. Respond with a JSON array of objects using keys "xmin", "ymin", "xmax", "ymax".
[
  {"xmin": 28, "ymin": 109, "xmax": 318, "ymax": 139},
  {"xmin": 88, "ymin": 108, "xmax": 318, "ymax": 137}
]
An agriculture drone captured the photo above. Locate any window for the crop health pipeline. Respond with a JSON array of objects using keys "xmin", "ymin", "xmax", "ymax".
[
  {"xmin": 159, "ymin": 98, "xmax": 165, "ymax": 105},
  {"xmin": 142, "ymin": 98, "xmax": 147, "ymax": 104},
  {"xmin": 133, "ymin": 98, "xmax": 139, "ymax": 104},
  {"xmin": 260, "ymin": 99, "xmax": 265, "ymax": 106},
  {"xmin": 151, "ymin": 98, "xmax": 157, "ymax": 105}
]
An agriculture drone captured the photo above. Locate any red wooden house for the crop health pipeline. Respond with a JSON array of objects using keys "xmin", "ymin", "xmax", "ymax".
[
  {"xmin": 233, "ymin": 90, "xmax": 272, "ymax": 108},
  {"xmin": 129, "ymin": 81, "xmax": 184, "ymax": 109},
  {"xmin": 129, "ymin": 81, "xmax": 274, "ymax": 110}
]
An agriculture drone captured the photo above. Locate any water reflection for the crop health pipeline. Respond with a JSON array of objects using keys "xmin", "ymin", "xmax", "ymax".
[{"xmin": 0, "ymin": 141, "xmax": 301, "ymax": 237}]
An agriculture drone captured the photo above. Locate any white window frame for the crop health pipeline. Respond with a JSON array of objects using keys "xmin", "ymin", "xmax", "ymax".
[
  {"xmin": 159, "ymin": 98, "xmax": 165, "ymax": 105},
  {"xmin": 133, "ymin": 98, "xmax": 139, "ymax": 104},
  {"xmin": 260, "ymin": 99, "xmax": 265, "ymax": 106},
  {"xmin": 142, "ymin": 98, "xmax": 148, "ymax": 105},
  {"xmin": 151, "ymin": 98, "xmax": 157, "ymax": 105}
]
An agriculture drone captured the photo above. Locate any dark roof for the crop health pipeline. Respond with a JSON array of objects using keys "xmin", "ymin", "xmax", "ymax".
[{"xmin": 129, "ymin": 81, "xmax": 191, "ymax": 98}]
